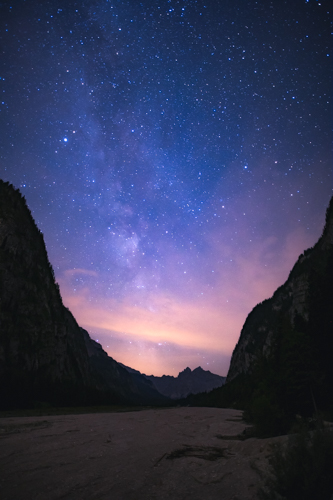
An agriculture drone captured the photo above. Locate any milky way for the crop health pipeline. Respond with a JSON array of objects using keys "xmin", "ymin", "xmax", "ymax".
[{"xmin": 0, "ymin": 0, "xmax": 331, "ymax": 376}]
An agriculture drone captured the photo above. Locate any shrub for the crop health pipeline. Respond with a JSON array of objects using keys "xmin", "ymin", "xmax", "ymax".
[
  {"xmin": 249, "ymin": 394, "xmax": 289, "ymax": 437},
  {"xmin": 259, "ymin": 423, "xmax": 333, "ymax": 500}
]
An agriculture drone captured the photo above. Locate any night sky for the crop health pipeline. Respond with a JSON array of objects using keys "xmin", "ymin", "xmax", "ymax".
[{"xmin": 0, "ymin": 0, "xmax": 331, "ymax": 376}]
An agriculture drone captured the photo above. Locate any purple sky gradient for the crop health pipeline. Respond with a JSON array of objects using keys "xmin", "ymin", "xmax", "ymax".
[{"xmin": 0, "ymin": 0, "xmax": 331, "ymax": 375}]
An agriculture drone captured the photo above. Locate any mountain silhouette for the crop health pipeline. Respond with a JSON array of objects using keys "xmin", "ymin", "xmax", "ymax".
[
  {"xmin": 183, "ymin": 197, "xmax": 333, "ymax": 434},
  {"xmin": 224, "ymin": 196, "xmax": 333, "ymax": 432},
  {"xmin": 0, "ymin": 180, "xmax": 168, "ymax": 409}
]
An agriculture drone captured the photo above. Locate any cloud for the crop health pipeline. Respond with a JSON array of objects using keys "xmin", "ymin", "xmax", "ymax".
[{"xmin": 63, "ymin": 268, "xmax": 99, "ymax": 278}]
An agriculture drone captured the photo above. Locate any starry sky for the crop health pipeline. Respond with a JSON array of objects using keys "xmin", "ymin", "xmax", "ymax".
[{"xmin": 0, "ymin": 0, "xmax": 331, "ymax": 377}]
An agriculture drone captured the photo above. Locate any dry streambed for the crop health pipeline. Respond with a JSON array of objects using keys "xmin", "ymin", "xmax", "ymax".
[{"xmin": 0, "ymin": 407, "xmax": 284, "ymax": 500}]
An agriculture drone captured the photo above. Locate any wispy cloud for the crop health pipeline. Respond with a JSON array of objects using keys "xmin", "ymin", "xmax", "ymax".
[{"xmin": 63, "ymin": 268, "xmax": 99, "ymax": 278}]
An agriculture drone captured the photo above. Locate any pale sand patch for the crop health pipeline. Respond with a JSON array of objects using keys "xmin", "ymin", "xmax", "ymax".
[{"xmin": 0, "ymin": 407, "xmax": 283, "ymax": 500}]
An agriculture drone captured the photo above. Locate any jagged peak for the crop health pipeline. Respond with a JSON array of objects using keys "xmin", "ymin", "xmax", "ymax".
[
  {"xmin": 179, "ymin": 367, "xmax": 192, "ymax": 375},
  {"xmin": 193, "ymin": 366, "xmax": 204, "ymax": 372}
]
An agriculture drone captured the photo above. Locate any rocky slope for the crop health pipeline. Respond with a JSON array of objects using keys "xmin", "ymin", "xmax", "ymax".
[
  {"xmin": 0, "ymin": 180, "xmax": 168, "ymax": 409},
  {"xmin": 226, "ymin": 196, "xmax": 333, "ymax": 422}
]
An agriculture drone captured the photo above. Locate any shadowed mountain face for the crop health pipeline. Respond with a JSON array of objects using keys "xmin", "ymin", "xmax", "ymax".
[
  {"xmin": 226, "ymin": 196, "xmax": 333, "ymax": 424},
  {"xmin": 0, "ymin": 180, "xmax": 168, "ymax": 409}
]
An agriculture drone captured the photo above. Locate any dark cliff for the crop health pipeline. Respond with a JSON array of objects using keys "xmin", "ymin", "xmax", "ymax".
[
  {"xmin": 226, "ymin": 196, "xmax": 333, "ymax": 429},
  {"xmin": 0, "ymin": 180, "xmax": 168, "ymax": 409}
]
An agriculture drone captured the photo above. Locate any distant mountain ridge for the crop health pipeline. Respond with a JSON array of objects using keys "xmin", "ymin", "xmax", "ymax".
[
  {"xmin": 0, "ymin": 180, "xmax": 168, "ymax": 409},
  {"xmin": 121, "ymin": 364, "xmax": 225, "ymax": 399}
]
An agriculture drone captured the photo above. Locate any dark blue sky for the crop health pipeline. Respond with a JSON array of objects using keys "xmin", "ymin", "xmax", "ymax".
[{"xmin": 0, "ymin": 0, "xmax": 331, "ymax": 376}]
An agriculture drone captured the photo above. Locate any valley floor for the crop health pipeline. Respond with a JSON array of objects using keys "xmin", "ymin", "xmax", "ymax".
[{"xmin": 0, "ymin": 407, "xmax": 285, "ymax": 500}]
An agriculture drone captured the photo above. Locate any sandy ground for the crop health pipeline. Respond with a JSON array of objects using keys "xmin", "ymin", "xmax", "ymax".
[{"xmin": 0, "ymin": 407, "xmax": 284, "ymax": 500}]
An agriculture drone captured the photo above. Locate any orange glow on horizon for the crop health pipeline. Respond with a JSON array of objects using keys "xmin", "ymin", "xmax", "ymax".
[{"xmin": 63, "ymin": 290, "xmax": 241, "ymax": 354}]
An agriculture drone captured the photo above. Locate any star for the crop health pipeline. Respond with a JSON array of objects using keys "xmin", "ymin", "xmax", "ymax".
[{"xmin": 0, "ymin": 0, "xmax": 331, "ymax": 376}]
